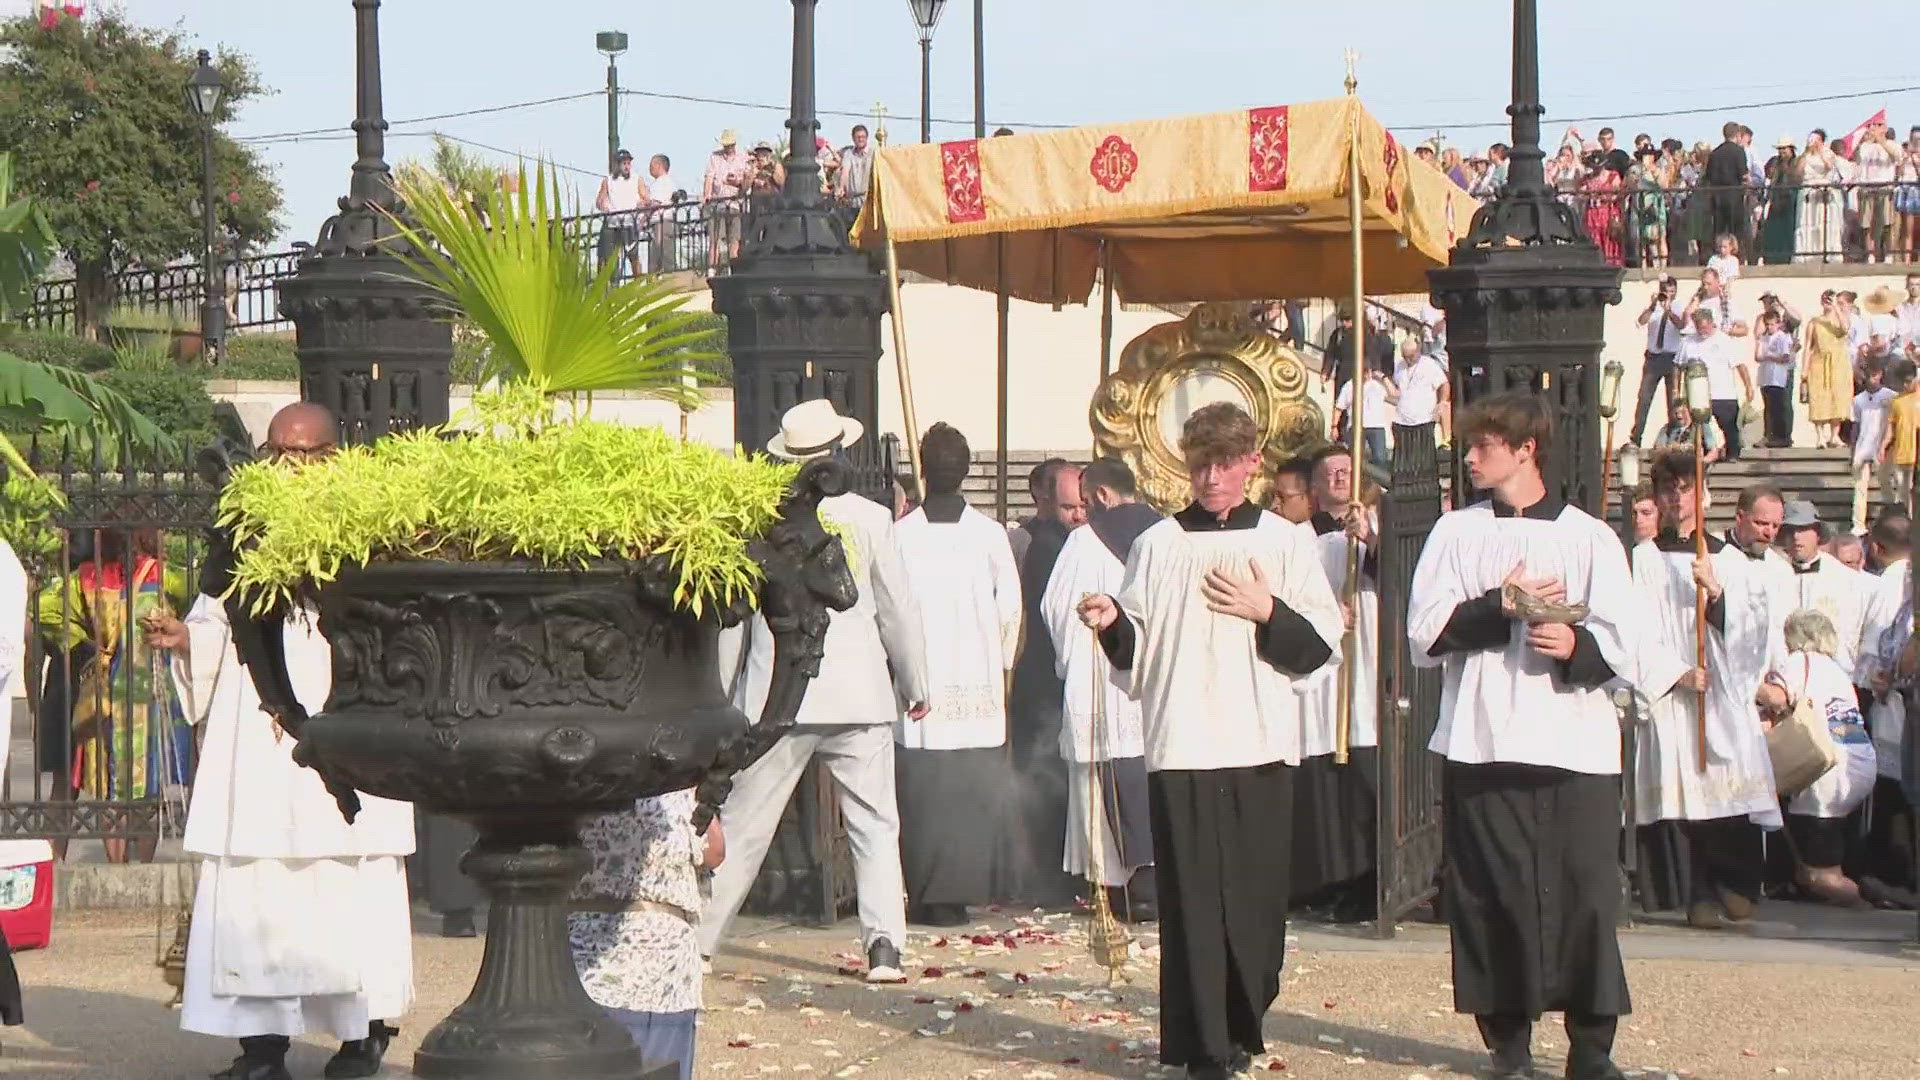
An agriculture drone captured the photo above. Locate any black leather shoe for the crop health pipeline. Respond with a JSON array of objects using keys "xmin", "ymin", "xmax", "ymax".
[
  {"xmin": 211, "ymin": 1036, "xmax": 291, "ymax": 1080},
  {"xmin": 324, "ymin": 1021, "xmax": 398, "ymax": 1079},
  {"xmin": 1565, "ymin": 1058, "xmax": 1625, "ymax": 1080},
  {"xmin": 441, "ymin": 908, "xmax": 478, "ymax": 938}
]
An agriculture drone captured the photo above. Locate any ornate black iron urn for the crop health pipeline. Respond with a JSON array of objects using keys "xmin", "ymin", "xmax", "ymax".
[
  {"xmin": 239, "ymin": 460, "xmax": 855, "ymax": 1079},
  {"xmin": 277, "ymin": 0, "xmax": 453, "ymax": 447},
  {"xmin": 1426, "ymin": 0, "xmax": 1623, "ymax": 514},
  {"xmin": 710, "ymin": 0, "xmax": 890, "ymax": 460}
]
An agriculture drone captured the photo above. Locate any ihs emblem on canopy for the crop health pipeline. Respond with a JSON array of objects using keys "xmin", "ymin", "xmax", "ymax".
[{"xmin": 1089, "ymin": 135, "xmax": 1139, "ymax": 194}]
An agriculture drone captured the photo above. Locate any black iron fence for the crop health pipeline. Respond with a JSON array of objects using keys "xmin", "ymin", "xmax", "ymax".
[
  {"xmin": 1555, "ymin": 180, "xmax": 1920, "ymax": 268},
  {"xmin": 2, "ymin": 440, "xmax": 218, "ymax": 859},
  {"xmin": 21, "ymin": 192, "xmax": 868, "ymax": 338}
]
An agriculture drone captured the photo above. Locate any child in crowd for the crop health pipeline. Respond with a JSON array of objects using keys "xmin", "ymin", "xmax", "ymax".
[{"xmin": 1755, "ymin": 312, "xmax": 1797, "ymax": 448}]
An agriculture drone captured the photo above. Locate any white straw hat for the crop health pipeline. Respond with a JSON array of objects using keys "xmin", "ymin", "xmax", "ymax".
[{"xmin": 767, "ymin": 399, "xmax": 865, "ymax": 461}]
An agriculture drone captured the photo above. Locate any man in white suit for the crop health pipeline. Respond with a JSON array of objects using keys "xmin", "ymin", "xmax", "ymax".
[{"xmin": 705, "ymin": 399, "xmax": 931, "ymax": 983}]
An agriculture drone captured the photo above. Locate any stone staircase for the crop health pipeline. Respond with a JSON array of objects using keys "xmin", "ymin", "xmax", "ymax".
[
  {"xmin": 1702, "ymin": 446, "xmax": 1856, "ymax": 534},
  {"xmin": 961, "ymin": 450, "xmax": 1083, "ymax": 523}
]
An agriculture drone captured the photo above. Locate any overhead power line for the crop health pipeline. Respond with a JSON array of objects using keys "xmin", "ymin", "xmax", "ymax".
[
  {"xmin": 235, "ymin": 91, "xmax": 602, "ymax": 143},
  {"xmin": 1390, "ymin": 83, "xmax": 1920, "ymax": 134}
]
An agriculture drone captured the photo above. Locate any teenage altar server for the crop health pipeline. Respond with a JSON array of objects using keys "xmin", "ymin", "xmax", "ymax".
[
  {"xmin": 706, "ymin": 399, "xmax": 929, "ymax": 984},
  {"xmin": 1406, "ymin": 393, "xmax": 1636, "ymax": 1080},
  {"xmin": 892, "ymin": 422, "xmax": 1023, "ymax": 925},
  {"xmin": 1039, "ymin": 458, "xmax": 1159, "ymax": 914},
  {"xmin": 147, "ymin": 403, "xmax": 413, "ymax": 1080},
  {"xmin": 1290, "ymin": 482, "xmax": 1382, "ymax": 921},
  {"xmin": 1630, "ymin": 451, "xmax": 1781, "ymax": 932},
  {"xmin": 1077, "ymin": 402, "xmax": 1341, "ymax": 1080}
]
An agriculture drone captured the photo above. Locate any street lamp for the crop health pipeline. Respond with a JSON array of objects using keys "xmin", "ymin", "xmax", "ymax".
[
  {"xmin": 907, "ymin": 0, "xmax": 946, "ymax": 143},
  {"xmin": 186, "ymin": 49, "xmax": 226, "ymax": 359},
  {"xmin": 596, "ymin": 31, "xmax": 627, "ymax": 176}
]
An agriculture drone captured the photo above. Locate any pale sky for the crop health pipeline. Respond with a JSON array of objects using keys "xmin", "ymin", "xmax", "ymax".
[{"xmin": 131, "ymin": 0, "xmax": 1917, "ymax": 246}]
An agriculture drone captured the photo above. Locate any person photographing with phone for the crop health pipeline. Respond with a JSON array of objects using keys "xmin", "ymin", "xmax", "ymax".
[{"xmin": 1630, "ymin": 273, "xmax": 1687, "ymax": 446}]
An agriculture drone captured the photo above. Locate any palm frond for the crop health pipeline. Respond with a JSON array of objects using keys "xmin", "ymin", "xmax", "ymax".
[{"xmin": 386, "ymin": 163, "xmax": 718, "ymax": 407}]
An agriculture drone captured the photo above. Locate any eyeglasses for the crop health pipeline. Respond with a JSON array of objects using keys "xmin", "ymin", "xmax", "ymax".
[{"xmin": 258, "ymin": 442, "xmax": 337, "ymax": 463}]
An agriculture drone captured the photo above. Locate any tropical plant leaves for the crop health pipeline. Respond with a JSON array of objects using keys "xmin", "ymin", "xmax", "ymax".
[
  {"xmin": 386, "ymin": 163, "xmax": 718, "ymax": 404},
  {"xmin": 221, "ymin": 392, "xmax": 798, "ymax": 617}
]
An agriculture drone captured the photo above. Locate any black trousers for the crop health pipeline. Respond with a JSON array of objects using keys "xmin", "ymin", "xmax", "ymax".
[
  {"xmin": 1711, "ymin": 398, "xmax": 1743, "ymax": 461},
  {"xmin": 1682, "ymin": 815, "xmax": 1764, "ymax": 904},
  {"xmin": 1710, "ymin": 191, "xmax": 1750, "ymax": 255},
  {"xmin": 1761, "ymin": 384, "xmax": 1793, "ymax": 446},
  {"xmin": 1442, "ymin": 762, "xmax": 1630, "ymax": 1019},
  {"xmin": 1628, "ymin": 352, "xmax": 1677, "ymax": 442}
]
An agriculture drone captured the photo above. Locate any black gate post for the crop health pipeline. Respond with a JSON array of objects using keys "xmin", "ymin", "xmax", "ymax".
[{"xmin": 1373, "ymin": 422, "xmax": 1445, "ymax": 935}]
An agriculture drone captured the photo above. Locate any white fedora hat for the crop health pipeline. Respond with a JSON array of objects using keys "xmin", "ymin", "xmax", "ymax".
[{"xmin": 767, "ymin": 398, "xmax": 864, "ymax": 461}]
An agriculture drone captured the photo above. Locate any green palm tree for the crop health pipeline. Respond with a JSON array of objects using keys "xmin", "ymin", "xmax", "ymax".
[{"xmin": 388, "ymin": 162, "xmax": 717, "ymax": 403}]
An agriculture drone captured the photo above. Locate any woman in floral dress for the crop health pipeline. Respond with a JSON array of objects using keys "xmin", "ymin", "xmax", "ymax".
[
  {"xmin": 1795, "ymin": 130, "xmax": 1845, "ymax": 264},
  {"xmin": 37, "ymin": 527, "xmax": 190, "ymax": 864},
  {"xmin": 570, "ymin": 788, "xmax": 724, "ymax": 1080},
  {"xmin": 1628, "ymin": 146, "xmax": 1671, "ymax": 267}
]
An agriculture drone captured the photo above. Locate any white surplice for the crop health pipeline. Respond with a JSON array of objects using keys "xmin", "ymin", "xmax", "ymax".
[
  {"xmin": 1782, "ymin": 552, "xmax": 1873, "ymax": 680},
  {"xmin": 171, "ymin": 595, "xmax": 416, "ymax": 1041},
  {"xmin": 1041, "ymin": 525, "xmax": 1146, "ymax": 886},
  {"xmin": 1408, "ymin": 500, "xmax": 1638, "ymax": 774},
  {"xmin": 1114, "ymin": 511, "xmax": 1342, "ymax": 771},
  {"xmin": 1297, "ymin": 527, "xmax": 1381, "ymax": 757},
  {"xmin": 893, "ymin": 503, "xmax": 1022, "ymax": 750},
  {"xmin": 1629, "ymin": 540, "xmax": 1782, "ymax": 826}
]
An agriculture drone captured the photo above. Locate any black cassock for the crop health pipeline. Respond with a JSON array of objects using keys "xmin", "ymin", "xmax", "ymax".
[
  {"xmin": 0, "ymin": 923, "xmax": 20, "ymax": 1027},
  {"xmin": 1004, "ymin": 515, "xmax": 1080, "ymax": 906},
  {"xmin": 1426, "ymin": 517, "xmax": 1631, "ymax": 1022},
  {"xmin": 1098, "ymin": 501, "xmax": 1334, "ymax": 1070}
]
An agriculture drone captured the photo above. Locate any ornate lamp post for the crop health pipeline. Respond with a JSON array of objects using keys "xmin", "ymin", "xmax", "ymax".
[
  {"xmin": 1428, "ymin": 0, "xmax": 1623, "ymax": 513},
  {"xmin": 277, "ymin": 0, "xmax": 453, "ymax": 447},
  {"xmin": 711, "ymin": 0, "xmax": 890, "ymax": 483},
  {"xmin": 596, "ymin": 31, "xmax": 628, "ymax": 175},
  {"xmin": 186, "ymin": 51, "xmax": 226, "ymax": 360},
  {"xmin": 907, "ymin": 0, "xmax": 946, "ymax": 143}
]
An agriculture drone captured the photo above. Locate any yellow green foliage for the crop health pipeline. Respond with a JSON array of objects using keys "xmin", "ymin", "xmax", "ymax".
[{"xmin": 220, "ymin": 391, "xmax": 798, "ymax": 617}]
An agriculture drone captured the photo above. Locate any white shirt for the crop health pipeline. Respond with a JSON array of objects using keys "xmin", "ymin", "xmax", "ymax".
[
  {"xmin": 1394, "ymin": 354, "xmax": 1448, "ymax": 426},
  {"xmin": 1707, "ymin": 253, "xmax": 1742, "ymax": 289},
  {"xmin": 1756, "ymin": 329, "xmax": 1795, "ymax": 388},
  {"xmin": 1856, "ymin": 138, "xmax": 1898, "ymax": 185},
  {"xmin": 1679, "ymin": 329, "xmax": 1744, "ymax": 400},
  {"xmin": 1643, "ymin": 302, "xmax": 1684, "ymax": 354},
  {"xmin": 647, "ymin": 173, "xmax": 679, "ymax": 204},
  {"xmin": 1409, "ymin": 499, "xmax": 1638, "ymax": 775},
  {"xmin": 893, "ymin": 502, "xmax": 1022, "ymax": 750},
  {"xmin": 1786, "ymin": 551, "xmax": 1873, "ymax": 680},
  {"xmin": 1854, "ymin": 387, "xmax": 1898, "ymax": 466},
  {"xmin": 602, "ymin": 172, "xmax": 643, "ymax": 214},
  {"xmin": 1894, "ymin": 299, "xmax": 1920, "ymax": 348},
  {"xmin": 1112, "ymin": 510, "xmax": 1342, "ymax": 771},
  {"xmin": 1335, "ymin": 376, "xmax": 1390, "ymax": 431}
]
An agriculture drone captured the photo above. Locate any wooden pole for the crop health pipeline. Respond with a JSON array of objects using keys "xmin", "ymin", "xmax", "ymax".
[
  {"xmin": 1336, "ymin": 53, "xmax": 1363, "ymax": 767},
  {"xmin": 884, "ymin": 233, "xmax": 925, "ymax": 501},
  {"xmin": 996, "ymin": 237, "xmax": 1010, "ymax": 522},
  {"xmin": 1693, "ymin": 423, "xmax": 1708, "ymax": 772}
]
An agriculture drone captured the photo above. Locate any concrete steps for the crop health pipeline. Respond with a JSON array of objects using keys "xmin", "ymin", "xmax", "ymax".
[
  {"xmin": 1701, "ymin": 446, "xmax": 1857, "ymax": 533},
  {"xmin": 960, "ymin": 450, "xmax": 1085, "ymax": 523}
]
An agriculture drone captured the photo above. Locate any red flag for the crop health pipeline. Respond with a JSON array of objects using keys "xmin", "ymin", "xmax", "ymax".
[{"xmin": 1834, "ymin": 108, "xmax": 1886, "ymax": 157}]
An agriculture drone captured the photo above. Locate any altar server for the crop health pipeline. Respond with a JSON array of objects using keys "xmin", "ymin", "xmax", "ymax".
[
  {"xmin": 706, "ymin": 399, "xmax": 929, "ymax": 984},
  {"xmin": 1406, "ymin": 393, "xmax": 1636, "ymax": 1080},
  {"xmin": 149, "ymin": 403, "xmax": 413, "ymax": 1080},
  {"xmin": 1077, "ymin": 402, "xmax": 1340, "ymax": 1080},
  {"xmin": 1290, "ymin": 481, "xmax": 1381, "ymax": 921},
  {"xmin": 1039, "ymin": 458, "xmax": 1158, "ymax": 913},
  {"xmin": 1780, "ymin": 502, "xmax": 1873, "ymax": 679},
  {"xmin": 893, "ymin": 422, "xmax": 1023, "ymax": 925},
  {"xmin": 1631, "ymin": 450, "xmax": 1781, "ymax": 931}
]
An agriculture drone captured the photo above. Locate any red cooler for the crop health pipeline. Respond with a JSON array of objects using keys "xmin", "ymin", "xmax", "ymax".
[{"xmin": 0, "ymin": 840, "xmax": 54, "ymax": 950}]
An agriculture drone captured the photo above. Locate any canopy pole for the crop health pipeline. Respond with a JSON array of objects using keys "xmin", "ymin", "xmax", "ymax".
[
  {"xmin": 1096, "ymin": 240, "xmax": 1114, "ymax": 460},
  {"xmin": 884, "ymin": 232, "xmax": 925, "ymax": 503},
  {"xmin": 1337, "ymin": 50, "xmax": 1364, "ymax": 768},
  {"xmin": 996, "ymin": 236, "xmax": 1010, "ymax": 522}
]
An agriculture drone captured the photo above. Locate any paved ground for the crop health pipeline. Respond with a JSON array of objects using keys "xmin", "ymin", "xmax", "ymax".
[{"xmin": 3, "ymin": 902, "xmax": 1917, "ymax": 1079}]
